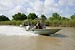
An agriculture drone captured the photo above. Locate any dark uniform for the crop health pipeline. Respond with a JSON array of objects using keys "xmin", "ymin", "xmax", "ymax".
[{"xmin": 36, "ymin": 23, "xmax": 43, "ymax": 29}]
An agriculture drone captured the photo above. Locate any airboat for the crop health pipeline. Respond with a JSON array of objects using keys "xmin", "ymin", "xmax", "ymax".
[{"xmin": 21, "ymin": 18, "xmax": 61, "ymax": 35}]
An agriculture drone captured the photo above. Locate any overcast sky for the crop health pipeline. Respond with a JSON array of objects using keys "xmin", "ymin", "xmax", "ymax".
[{"xmin": 0, "ymin": 0, "xmax": 75, "ymax": 19}]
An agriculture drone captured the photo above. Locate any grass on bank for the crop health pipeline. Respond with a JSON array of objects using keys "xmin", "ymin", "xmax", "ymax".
[{"xmin": 0, "ymin": 20, "xmax": 75, "ymax": 27}]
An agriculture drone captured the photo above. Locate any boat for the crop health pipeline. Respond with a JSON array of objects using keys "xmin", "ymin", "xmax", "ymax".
[
  {"xmin": 21, "ymin": 18, "xmax": 61, "ymax": 35},
  {"xmin": 21, "ymin": 25, "xmax": 60, "ymax": 35}
]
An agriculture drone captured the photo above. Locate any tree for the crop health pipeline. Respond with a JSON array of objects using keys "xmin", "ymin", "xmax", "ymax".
[
  {"xmin": 40, "ymin": 14, "xmax": 47, "ymax": 20},
  {"xmin": 27, "ymin": 13, "xmax": 38, "ymax": 20},
  {"xmin": 12, "ymin": 12, "xmax": 27, "ymax": 20},
  {"xmin": 61, "ymin": 17, "xmax": 69, "ymax": 21},
  {"xmin": 0, "ymin": 15, "xmax": 10, "ymax": 21},
  {"xmin": 70, "ymin": 13, "xmax": 75, "ymax": 19},
  {"xmin": 49, "ymin": 13, "xmax": 62, "ymax": 21},
  {"xmin": 51, "ymin": 13, "xmax": 61, "ymax": 20}
]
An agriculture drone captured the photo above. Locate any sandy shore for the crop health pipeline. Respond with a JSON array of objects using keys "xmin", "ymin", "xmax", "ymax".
[{"xmin": 0, "ymin": 26, "xmax": 75, "ymax": 50}]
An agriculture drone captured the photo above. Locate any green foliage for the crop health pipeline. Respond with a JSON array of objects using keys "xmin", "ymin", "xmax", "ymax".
[
  {"xmin": 45, "ymin": 20, "xmax": 50, "ymax": 26},
  {"xmin": 27, "ymin": 13, "xmax": 38, "ymax": 19},
  {"xmin": 70, "ymin": 13, "xmax": 75, "ymax": 19},
  {"xmin": 22, "ymin": 19, "xmax": 37, "ymax": 26},
  {"xmin": 0, "ymin": 15, "xmax": 10, "ymax": 21},
  {"xmin": 61, "ymin": 17, "xmax": 69, "ymax": 21},
  {"xmin": 0, "ymin": 12, "xmax": 75, "ymax": 27},
  {"xmin": 40, "ymin": 14, "xmax": 47, "ymax": 20},
  {"xmin": 0, "ymin": 21, "xmax": 23, "ymax": 26},
  {"xmin": 48, "ymin": 13, "xmax": 74, "ymax": 27},
  {"xmin": 51, "ymin": 13, "xmax": 61, "ymax": 20},
  {"xmin": 12, "ymin": 12, "xmax": 27, "ymax": 21}
]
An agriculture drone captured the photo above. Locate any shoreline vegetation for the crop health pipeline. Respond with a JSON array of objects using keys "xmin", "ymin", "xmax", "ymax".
[
  {"xmin": 0, "ymin": 20, "xmax": 75, "ymax": 27},
  {"xmin": 0, "ymin": 12, "xmax": 75, "ymax": 27}
]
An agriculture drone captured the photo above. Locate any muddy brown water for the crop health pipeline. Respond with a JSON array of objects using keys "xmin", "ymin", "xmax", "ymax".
[{"xmin": 0, "ymin": 26, "xmax": 75, "ymax": 50}]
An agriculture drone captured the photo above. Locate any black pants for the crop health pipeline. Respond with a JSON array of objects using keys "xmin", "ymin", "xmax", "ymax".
[{"xmin": 36, "ymin": 26, "xmax": 43, "ymax": 29}]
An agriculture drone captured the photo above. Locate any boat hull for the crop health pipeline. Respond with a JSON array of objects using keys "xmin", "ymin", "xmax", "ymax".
[{"xmin": 29, "ymin": 29, "xmax": 60, "ymax": 35}]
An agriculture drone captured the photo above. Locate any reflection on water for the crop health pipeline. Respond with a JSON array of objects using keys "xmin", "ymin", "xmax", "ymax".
[{"xmin": 0, "ymin": 26, "xmax": 75, "ymax": 50}]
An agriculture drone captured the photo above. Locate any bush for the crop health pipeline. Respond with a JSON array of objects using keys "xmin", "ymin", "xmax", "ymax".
[{"xmin": 0, "ymin": 21, "xmax": 23, "ymax": 26}]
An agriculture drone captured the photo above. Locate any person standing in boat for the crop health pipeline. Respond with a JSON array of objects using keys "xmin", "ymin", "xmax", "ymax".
[
  {"xmin": 36, "ymin": 21, "xmax": 43, "ymax": 29},
  {"xmin": 35, "ymin": 19, "xmax": 46, "ymax": 29}
]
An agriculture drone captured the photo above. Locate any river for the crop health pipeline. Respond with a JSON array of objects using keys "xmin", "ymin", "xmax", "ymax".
[{"xmin": 0, "ymin": 26, "xmax": 75, "ymax": 50}]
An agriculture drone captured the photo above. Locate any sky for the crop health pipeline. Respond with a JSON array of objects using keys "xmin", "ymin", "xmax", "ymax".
[{"xmin": 0, "ymin": 0, "xmax": 75, "ymax": 19}]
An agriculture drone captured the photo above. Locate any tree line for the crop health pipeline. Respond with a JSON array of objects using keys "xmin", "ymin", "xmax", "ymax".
[
  {"xmin": 0, "ymin": 12, "xmax": 75, "ymax": 27},
  {"xmin": 0, "ymin": 12, "xmax": 75, "ymax": 21}
]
